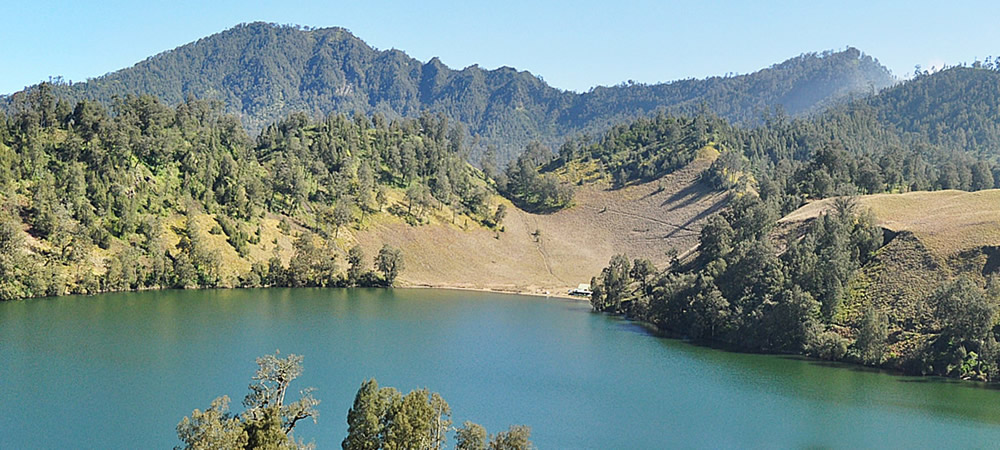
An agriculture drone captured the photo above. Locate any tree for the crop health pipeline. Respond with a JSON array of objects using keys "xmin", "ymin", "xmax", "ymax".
[
  {"xmin": 376, "ymin": 244, "xmax": 404, "ymax": 286},
  {"xmin": 383, "ymin": 389, "xmax": 438, "ymax": 449},
  {"xmin": 344, "ymin": 380, "xmax": 521, "ymax": 450},
  {"xmin": 344, "ymin": 381, "xmax": 450, "ymax": 450},
  {"xmin": 375, "ymin": 186, "xmax": 389, "ymax": 213},
  {"xmin": 176, "ymin": 352, "xmax": 317, "ymax": 449},
  {"xmin": 0, "ymin": 214, "xmax": 32, "ymax": 300},
  {"xmin": 591, "ymin": 254, "xmax": 631, "ymax": 313},
  {"xmin": 493, "ymin": 204, "xmax": 507, "ymax": 229},
  {"xmin": 288, "ymin": 232, "xmax": 336, "ymax": 287},
  {"xmin": 455, "ymin": 422, "xmax": 488, "ymax": 450},
  {"xmin": 176, "ymin": 396, "xmax": 249, "ymax": 450},
  {"xmin": 932, "ymin": 276, "xmax": 999, "ymax": 344},
  {"xmin": 696, "ymin": 214, "xmax": 734, "ymax": 268},
  {"xmin": 347, "ymin": 245, "xmax": 366, "ymax": 286},
  {"xmin": 332, "ymin": 201, "xmax": 354, "ymax": 239},
  {"xmin": 242, "ymin": 353, "xmax": 319, "ymax": 436},
  {"xmin": 428, "ymin": 392, "xmax": 451, "ymax": 450},
  {"xmin": 630, "ymin": 258, "xmax": 656, "ymax": 295},
  {"xmin": 488, "ymin": 425, "xmax": 533, "ymax": 450},
  {"xmin": 404, "ymin": 183, "xmax": 434, "ymax": 221},
  {"xmin": 853, "ymin": 307, "xmax": 889, "ymax": 365},
  {"xmin": 343, "ymin": 379, "xmax": 386, "ymax": 450},
  {"xmin": 177, "ymin": 211, "xmax": 220, "ymax": 288}
]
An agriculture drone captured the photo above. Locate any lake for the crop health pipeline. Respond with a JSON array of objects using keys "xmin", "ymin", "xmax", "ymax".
[{"xmin": 2, "ymin": 288, "xmax": 1000, "ymax": 448}]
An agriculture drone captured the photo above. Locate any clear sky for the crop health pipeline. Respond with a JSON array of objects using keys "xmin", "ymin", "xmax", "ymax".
[{"xmin": 2, "ymin": 0, "xmax": 998, "ymax": 95}]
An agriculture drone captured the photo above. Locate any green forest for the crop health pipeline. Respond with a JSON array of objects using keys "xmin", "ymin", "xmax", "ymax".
[{"xmin": 0, "ymin": 85, "xmax": 505, "ymax": 300}]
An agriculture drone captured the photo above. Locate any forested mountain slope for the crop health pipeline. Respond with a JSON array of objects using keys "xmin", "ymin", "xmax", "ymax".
[
  {"xmin": 0, "ymin": 90, "xmax": 498, "ymax": 299},
  {"xmin": 1, "ymin": 22, "xmax": 894, "ymax": 162},
  {"xmin": 0, "ymin": 88, "xmax": 733, "ymax": 300},
  {"xmin": 866, "ymin": 65, "xmax": 1000, "ymax": 155},
  {"xmin": 580, "ymin": 65, "xmax": 1000, "ymax": 383}
]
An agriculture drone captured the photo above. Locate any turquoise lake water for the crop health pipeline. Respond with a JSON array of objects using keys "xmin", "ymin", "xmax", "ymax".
[{"xmin": 2, "ymin": 288, "xmax": 1000, "ymax": 448}]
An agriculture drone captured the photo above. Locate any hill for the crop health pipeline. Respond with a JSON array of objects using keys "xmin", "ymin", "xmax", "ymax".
[
  {"xmin": 1, "ymin": 22, "xmax": 894, "ymax": 162},
  {"xmin": 0, "ymin": 90, "xmax": 730, "ymax": 301},
  {"xmin": 356, "ymin": 156, "xmax": 725, "ymax": 295},
  {"xmin": 780, "ymin": 190, "xmax": 1000, "ymax": 377}
]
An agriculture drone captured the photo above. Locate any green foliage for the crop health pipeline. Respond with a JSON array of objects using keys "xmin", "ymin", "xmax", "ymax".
[
  {"xmin": 593, "ymin": 194, "xmax": 880, "ymax": 354},
  {"xmin": 0, "ymin": 214, "xmax": 34, "ymax": 300},
  {"xmin": 176, "ymin": 352, "xmax": 317, "ymax": 449},
  {"xmin": 343, "ymin": 379, "xmax": 527, "ymax": 450},
  {"xmin": 487, "ymin": 425, "xmax": 534, "ymax": 450},
  {"xmin": 918, "ymin": 276, "xmax": 1000, "ymax": 380},
  {"xmin": 932, "ymin": 276, "xmax": 999, "ymax": 344},
  {"xmin": 347, "ymin": 245, "xmax": 367, "ymax": 285},
  {"xmin": 343, "ymin": 380, "xmax": 450, "ymax": 450},
  {"xmin": 176, "ymin": 396, "xmax": 249, "ymax": 450},
  {"xmin": 287, "ymin": 232, "xmax": 338, "ymax": 287},
  {"xmin": 852, "ymin": 307, "xmax": 889, "ymax": 365},
  {"xmin": 455, "ymin": 422, "xmax": 488, "ymax": 450},
  {"xmin": 498, "ymin": 141, "xmax": 573, "ymax": 212},
  {"xmin": 343, "ymin": 379, "xmax": 387, "ymax": 450},
  {"xmin": 578, "ymin": 113, "xmax": 723, "ymax": 187},
  {"xmin": 0, "ymin": 87, "xmax": 449, "ymax": 300},
  {"xmin": 376, "ymin": 244, "xmax": 404, "ymax": 286},
  {"xmin": 590, "ymin": 254, "xmax": 631, "ymax": 313}
]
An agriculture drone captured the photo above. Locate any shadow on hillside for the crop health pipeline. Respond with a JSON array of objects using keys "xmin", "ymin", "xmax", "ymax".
[
  {"xmin": 663, "ymin": 181, "xmax": 711, "ymax": 210},
  {"xmin": 506, "ymin": 196, "xmax": 572, "ymax": 215},
  {"xmin": 663, "ymin": 196, "xmax": 728, "ymax": 239}
]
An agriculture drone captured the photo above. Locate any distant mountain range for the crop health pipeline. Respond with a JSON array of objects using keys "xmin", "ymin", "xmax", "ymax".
[{"xmin": 1, "ymin": 22, "xmax": 895, "ymax": 162}]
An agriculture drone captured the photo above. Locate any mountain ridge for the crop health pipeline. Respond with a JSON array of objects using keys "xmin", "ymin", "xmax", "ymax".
[{"xmin": 2, "ymin": 22, "xmax": 895, "ymax": 162}]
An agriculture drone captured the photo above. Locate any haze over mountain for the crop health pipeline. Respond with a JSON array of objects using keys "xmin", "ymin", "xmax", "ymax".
[{"xmin": 2, "ymin": 22, "xmax": 894, "ymax": 162}]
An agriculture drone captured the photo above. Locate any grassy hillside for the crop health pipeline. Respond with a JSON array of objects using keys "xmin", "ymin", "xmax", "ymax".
[
  {"xmin": 783, "ymin": 190, "xmax": 1000, "ymax": 257},
  {"xmin": 781, "ymin": 190, "xmax": 1000, "ymax": 375}
]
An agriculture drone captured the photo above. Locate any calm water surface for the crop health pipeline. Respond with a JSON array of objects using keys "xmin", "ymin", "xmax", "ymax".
[{"xmin": 2, "ymin": 288, "xmax": 1000, "ymax": 448}]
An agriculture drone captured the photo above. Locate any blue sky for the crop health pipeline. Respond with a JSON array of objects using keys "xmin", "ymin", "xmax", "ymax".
[{"xmin": 2, "ymin": 0, "xmax": 998, "ymax": 95}]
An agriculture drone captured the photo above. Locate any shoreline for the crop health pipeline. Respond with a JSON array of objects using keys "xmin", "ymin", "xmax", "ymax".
[
  {"xmin": 400, "ymin": 282, "xmax": 589, "ymax": 302},
  {"xmin": 1, "ymin": 282, "xmax": 592, "ymax": 303}
]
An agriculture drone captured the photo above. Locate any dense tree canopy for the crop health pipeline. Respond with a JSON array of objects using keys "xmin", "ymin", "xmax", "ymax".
[{"xmin": 0, "ymin": 90, "xmax": 486, "ymax": 299}]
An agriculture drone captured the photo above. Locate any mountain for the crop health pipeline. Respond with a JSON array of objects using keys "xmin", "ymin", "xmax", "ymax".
[
  {"xmin": 1, "ymin": 22, "xmax": 895, "ymax": 162},
  {"xmin": 864, "ymin": 65, "xmax": 1000, "ymax": 155}
]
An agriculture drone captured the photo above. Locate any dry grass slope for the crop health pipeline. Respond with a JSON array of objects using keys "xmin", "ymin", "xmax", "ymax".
[
  {"xmin": 354, "ymin": 157, "xmax": 728, "ymax": 296},
  {"xmin": 781, "ymin": 189, "xmax": 1000, "ymax": 258}
]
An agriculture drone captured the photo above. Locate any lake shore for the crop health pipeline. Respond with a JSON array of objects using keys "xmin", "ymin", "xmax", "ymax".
[{"xmin": 400, "ymin": 282, "xmax": 587, "ymax": 301}]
